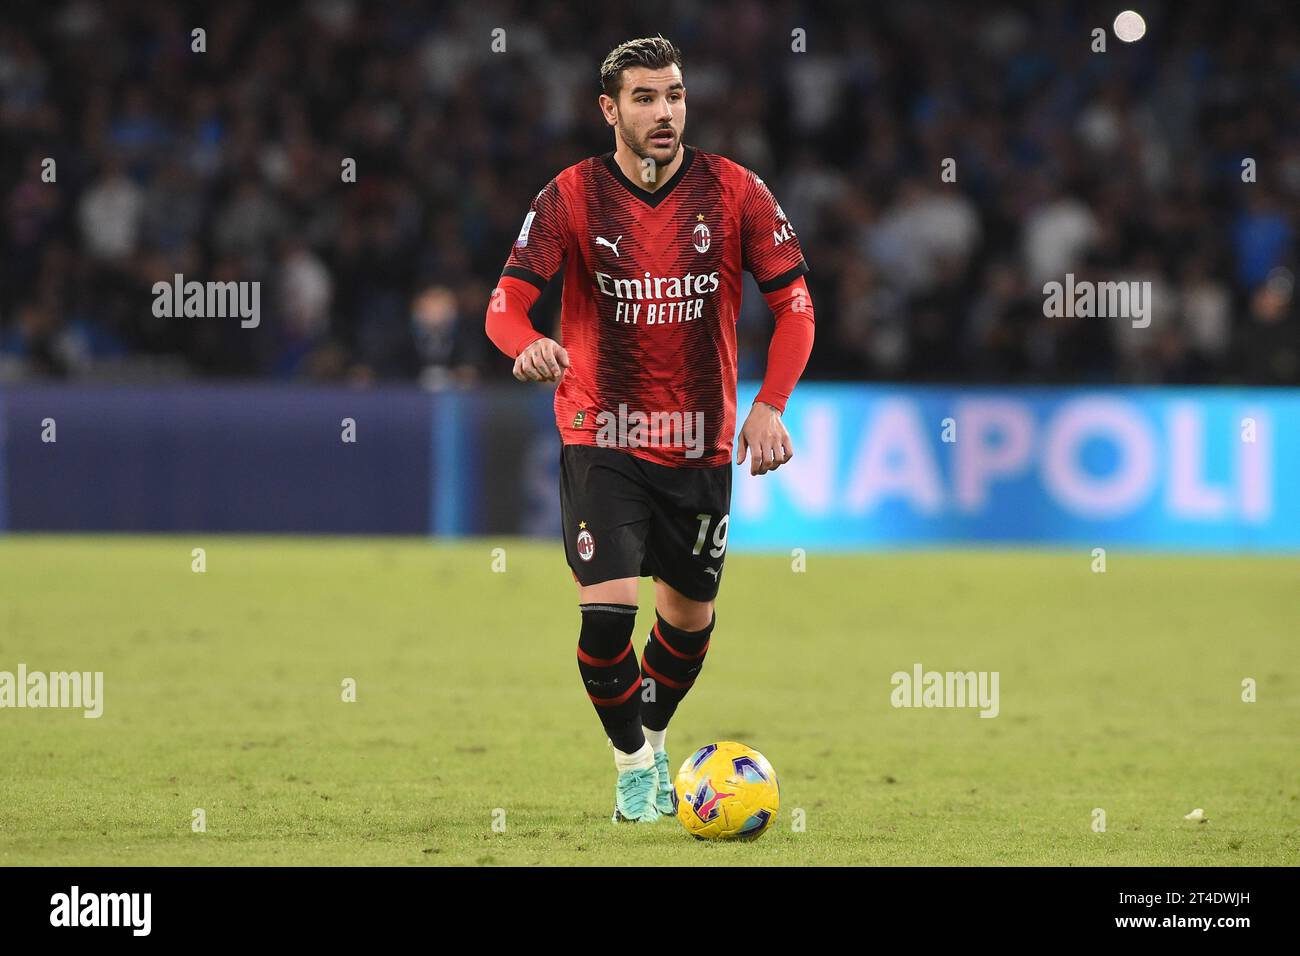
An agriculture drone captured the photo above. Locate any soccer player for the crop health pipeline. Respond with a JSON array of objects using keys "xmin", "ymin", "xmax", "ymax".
[{"xmin": 486, "ymin": 35, "xmax": 815, "ymax": 822}]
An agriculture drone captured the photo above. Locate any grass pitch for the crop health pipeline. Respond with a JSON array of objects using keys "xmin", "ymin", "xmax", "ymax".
[{"xmin": 0, "ymin": 536, "xmax": 1295, "ymax": 866}]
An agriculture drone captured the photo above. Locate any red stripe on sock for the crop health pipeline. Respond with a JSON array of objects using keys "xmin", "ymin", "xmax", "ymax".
[
  {"xmin": 577, "ymin": 641, "xmax": 633, "ymax": 668},
  {"xmin": 652, "ymin": 621, "xmax": 710, "ymax": 661},
  {"xmin": 587, "ymin": 677, "xmax": 644, "ymax": 707},
  {"xmin": 642, "ymin": 657, "xmax": 693, "ymax": 691}
]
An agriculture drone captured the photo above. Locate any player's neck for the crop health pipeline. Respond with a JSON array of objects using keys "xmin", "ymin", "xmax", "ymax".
[{"xmin": 611, "ymin": 142, "xmax": 685, "ymax": 194}]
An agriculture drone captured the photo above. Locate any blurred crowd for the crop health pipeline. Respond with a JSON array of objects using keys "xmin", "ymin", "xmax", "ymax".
[{"xmin": 1, "ymin": 0, "xmax": 1297, "ymax": 386}]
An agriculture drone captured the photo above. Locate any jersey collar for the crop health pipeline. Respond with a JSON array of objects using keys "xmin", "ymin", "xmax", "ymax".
[{"xmin": 601, "ymin": 144, "xmax": 695, "ymax": 208}]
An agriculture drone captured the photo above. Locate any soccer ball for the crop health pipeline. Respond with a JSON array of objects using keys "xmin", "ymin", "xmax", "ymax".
[{"xmin": 673, "ymin": 741, "xmax": 779, "ymax": 840}]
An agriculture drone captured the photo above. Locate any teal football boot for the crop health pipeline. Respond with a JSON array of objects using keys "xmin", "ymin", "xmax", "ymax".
[
  {"xmin": 653, "ymin": 750, "xmax": 677, "ymax": 816},
  {"xmin": 611, "ymin": 766, "xmax": 661, "ymax": 823}
]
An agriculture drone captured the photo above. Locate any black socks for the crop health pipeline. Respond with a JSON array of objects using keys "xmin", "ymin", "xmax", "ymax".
[
  {"xmin": 640, "ymin": 610, "xmax": 714, "ymax": 733},
  {"xmin": 577, "ymin": 603, "xmax": 645, "ymax": 754}
]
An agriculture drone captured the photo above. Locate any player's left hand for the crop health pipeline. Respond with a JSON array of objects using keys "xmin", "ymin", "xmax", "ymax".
[{"xmin": 736, "ymin": 402, "xmax": 793, "ymax": 476}]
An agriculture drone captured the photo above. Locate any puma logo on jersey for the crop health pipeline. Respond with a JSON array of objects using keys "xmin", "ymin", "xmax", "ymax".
[
  {"xmin": 595, "ymin": 235, "xmax": 622, "ymax": 257},
  {"xmin": 704, "ymin": 567, "xmax": 720, "ymax": 580}
]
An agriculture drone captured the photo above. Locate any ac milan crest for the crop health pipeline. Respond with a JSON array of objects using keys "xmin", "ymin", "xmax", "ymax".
[
  {"xmin": 576, "ymin": 528, "xmax": 595, "ymax": 561},
  {"xmin": 692, "ymin": 219, "xmax": 711, "ymax": 254}
]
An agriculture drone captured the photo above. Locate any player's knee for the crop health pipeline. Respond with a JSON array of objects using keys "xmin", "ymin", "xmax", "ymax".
[
  {"xmin": 578, "ymin": 603, "xmax": 638, "ymax": 657},
  {"xmin": 657, "ymin": 595, "xmax": 714, "ymax": 633}
]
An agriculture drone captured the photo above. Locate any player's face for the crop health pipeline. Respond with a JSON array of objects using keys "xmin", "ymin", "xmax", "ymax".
[{"xmin": 615, "ymin": 66, "xmax": 685, "ymax": 166}]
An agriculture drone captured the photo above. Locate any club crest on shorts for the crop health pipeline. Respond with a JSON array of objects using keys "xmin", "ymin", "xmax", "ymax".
[
  {"xmin": 692, "ymin": 214, "xmax": 711, "ymax": 254},
  {"xmin": 576, "ymin": 521, "xmax": 595, "ymax": 562}
]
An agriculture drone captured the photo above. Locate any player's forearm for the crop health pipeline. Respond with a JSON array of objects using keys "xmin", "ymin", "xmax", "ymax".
[
  {"xmin": 485, "ymin": 275, "xmax": 546, "ymax": 358},
  {"xmin": 754, "ymin": 275, "xmax": 815, "ymax": 413}
]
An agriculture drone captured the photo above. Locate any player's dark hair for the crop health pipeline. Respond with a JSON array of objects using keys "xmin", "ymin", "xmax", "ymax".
[{"xmin": 599, "ymin": 35, "xmax": 682, "ymax": 100}]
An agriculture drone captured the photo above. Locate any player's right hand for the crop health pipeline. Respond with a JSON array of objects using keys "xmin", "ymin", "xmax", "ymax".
[
  {"xmin": 513, "ymin": 337, "xmax": 570, "ymax": 382},
  {"xmin": 736, "ymin": 401, "xmax": 793, "ymax": 476}
]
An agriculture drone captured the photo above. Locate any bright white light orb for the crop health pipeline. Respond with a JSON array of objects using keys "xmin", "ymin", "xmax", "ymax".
[{"xmin": 1113, "ymin": 10, "xmax": 1147, "ymax": 43}]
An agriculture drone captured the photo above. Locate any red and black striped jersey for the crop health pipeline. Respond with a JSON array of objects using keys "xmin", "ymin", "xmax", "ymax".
[{"xmin": 500, "ymin": 145, "xmax": 809, "ymax": 468}]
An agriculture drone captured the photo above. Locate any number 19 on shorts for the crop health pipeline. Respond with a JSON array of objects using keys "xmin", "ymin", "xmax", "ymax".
[{"xmin": 692, "ymin": 513, "xmax": 729, "ymax": 558}]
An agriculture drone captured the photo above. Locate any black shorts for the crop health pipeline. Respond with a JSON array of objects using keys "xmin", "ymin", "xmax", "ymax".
[{"xmin": 560, "ymin": 444, "xmax": 732, "ymax": 602}]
